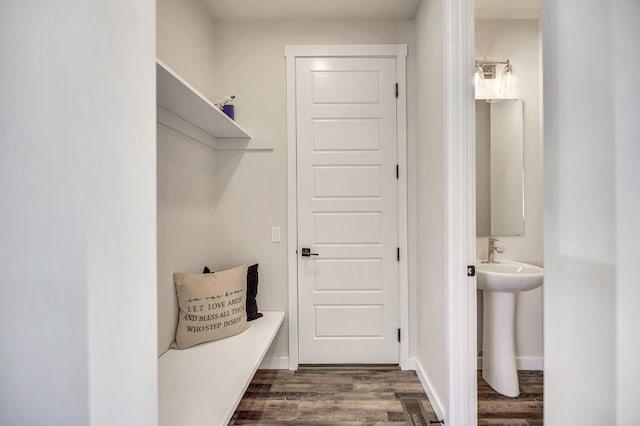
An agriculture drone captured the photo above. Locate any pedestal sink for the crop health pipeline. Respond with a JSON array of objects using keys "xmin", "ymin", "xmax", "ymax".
[{"xmin": 477, "ymin": 260, "xmax": 543, "ymax": 397}]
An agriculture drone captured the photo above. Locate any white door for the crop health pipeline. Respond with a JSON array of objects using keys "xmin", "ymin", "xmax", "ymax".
[{"xmin": 296, "ymin": 57, "xmax": 399, "ymax": 364}]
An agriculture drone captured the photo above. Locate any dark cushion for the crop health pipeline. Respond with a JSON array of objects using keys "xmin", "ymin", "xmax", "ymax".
[
  {"xmin": 246, "ymin": 264, "xmax": 262, "ymax": 321},
  {"xmin": 203, "ymin": 263, "xmax": 262, "ymax": 321}
]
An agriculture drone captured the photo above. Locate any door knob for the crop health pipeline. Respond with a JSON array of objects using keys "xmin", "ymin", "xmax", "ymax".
[{"xmin": 301, "ymin": 248, "xmax": 319, "ymax": 257}]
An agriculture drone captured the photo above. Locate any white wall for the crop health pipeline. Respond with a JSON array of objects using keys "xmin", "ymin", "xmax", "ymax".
[
  {"xmin": 156, "ymin": 0, "xmax": 221, "ymax": 355},
  {"xmin": 475, "ymin": 20, "xmax": 543, "ymax": 369},
  {"xmin": 157, "ymin": 0, "xmax": 218, "ymax": 99},
  {"xmin": 0, "ymin": 1, "xmax": 157, "ymax": 425},
  {"xmin": 613, "ymin": 2, "xmax": 640, "ymax": 423},
  {"xmin": 414, "ymin": 0, "xmax": 448, "ymax": 416},
  {"xmin": 210, "ymin": 20, "xmax": 417, "ymax": 365},
  {"xmin": 0, "ymin": 4, "xmax": 89, "ymax": 422},
  {"xmin": 87, "ymin": 3, "xmax": 157, "ymax": 423},
  {"xmin": 543, "ymin": 0, "xmax": 640, "ymax": 423}
]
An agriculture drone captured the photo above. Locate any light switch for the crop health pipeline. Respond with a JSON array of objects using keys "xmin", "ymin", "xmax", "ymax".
[{"xmin": 271, "ymin": 226, "xmax": 281, "ymax": 243}]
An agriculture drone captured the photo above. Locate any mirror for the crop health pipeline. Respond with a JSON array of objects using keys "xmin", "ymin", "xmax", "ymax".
[{"xmin": 476, "ymin": 99, "xmax": 524, "ymax": 237}]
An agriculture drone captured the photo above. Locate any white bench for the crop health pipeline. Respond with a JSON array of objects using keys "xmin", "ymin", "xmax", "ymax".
[{"xmin": 159, "ymin": 311, "xmax": 285, "ymax": 426}]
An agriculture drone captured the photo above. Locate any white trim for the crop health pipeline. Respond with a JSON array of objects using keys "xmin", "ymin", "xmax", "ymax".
[
  {"xmin": 395, "ymin": 48, "xmax": 410, "ymax": 371},
  {"xmin": 403, "ymin": 356, "xmax": 416, "ymax": 371},
  {"xmin": 260, "ymin": 356, "xmax": 290, "ymax": 370},
  {"xmin": 285, "ymin": 44, "xmax": 410, "ymax": 370},
  {"xmin": 285, "ymin": 44, "xmax": 407, "ymax": 59},
  {"xmin": 477, "ymin": 356, "xmax": 544, "ymax": 371},
  {"xmin": 518, "ymin": 357, "xmax": 544, "ymax": 371},
  {"xmin": 286, "ymin": 52, "xmax": 299, "ymax": 371},
  {"xmin": 443, "ymin": 0, "xmax": 477, "ymax": 425},
  {"xmin": 414, "ymin": 357, "xmax": 446, "ymax": 422}
]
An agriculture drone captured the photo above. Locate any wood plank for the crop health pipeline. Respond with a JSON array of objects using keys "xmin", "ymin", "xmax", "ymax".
[
  {"xmin": 478, "ymin": 371, "xmax": 544, "ymax": 425},
  {"xmin": 232, "ymin": 367, "xmax": 543, "ymax": 425},
  {"xmin": 230, "ymin": 366, "xmax": 438, "ymax": 425}
]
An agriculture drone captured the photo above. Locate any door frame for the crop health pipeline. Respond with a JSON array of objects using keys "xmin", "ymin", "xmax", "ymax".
[
  {"xmin": 443, "ymin": 0, "xmax": 478, "ymax": 424},
  {"xmin": 285, "ymin": 44, "xmax": 409, "ymax": 370}
]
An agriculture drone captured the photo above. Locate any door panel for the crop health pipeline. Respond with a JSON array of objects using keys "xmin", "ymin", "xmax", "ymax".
[
  {"xmin": 311, "ymin": 71, "xmax": 380, "ymax": 103},
  {"xmin": 296, "ymin": 57, "xmax": 398, "ymax": 364},
  {"xmin": 313, "ymin": 119, "xmax": 380, "ymax": 151},
  {"xmin": 315, "ymin": 305, "xmax": 384, "ymax": 337},
  {"xmin": 313, "ymin": 166, "xmax": 382, "ymax": 198},
  {"xmin": 314, "ymin": 213, "xmax": 382, "ymax": 244},
  {"xmin": 314, "ymin": 259, "xmax": 384, "ymax": 292}
]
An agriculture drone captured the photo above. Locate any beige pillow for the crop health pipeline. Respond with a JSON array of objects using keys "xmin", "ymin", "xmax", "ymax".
[{"xmin": 172, "ymin": 264, "xmax": 249, "ymax": 350}]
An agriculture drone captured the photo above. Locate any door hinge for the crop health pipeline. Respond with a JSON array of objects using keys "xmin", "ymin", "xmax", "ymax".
[
  {"xmin": 397, "ymin": 247, "xmax": 400, "ymax": 262},
  {"xmin": 396, "ymin": 164, "xmax": 399, "ymax": 179},
  {"xmin": 397, "ymin": 328, "xmax": 401, "ymax": 342},
  {"xmin": 395, "ymin": 83, "xmax": 399, "ymax": 98}
]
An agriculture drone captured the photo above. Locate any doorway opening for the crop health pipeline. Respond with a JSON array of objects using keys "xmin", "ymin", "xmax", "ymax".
[{"xmin": 473, "ymin": 0, "xmax": 544, "ymax": 422}]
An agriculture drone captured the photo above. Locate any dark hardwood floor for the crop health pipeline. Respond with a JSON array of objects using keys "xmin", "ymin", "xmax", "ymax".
[
  {"xmin": 231, "ymin": 367, "xmax": 543, "ymax": 425},
  {"xmin": 230, "ymin": 365, "xmax": 438, "ymax": 425},
  {"xmin": 478, "ymin": 370, "xmax": 544, "ymax": 426}
]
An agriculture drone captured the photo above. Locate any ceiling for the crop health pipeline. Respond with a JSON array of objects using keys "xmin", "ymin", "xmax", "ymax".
[
  {"xmin": 202, "ymin": 0, "xmax": 421, "ymax": 21},
  {"xmin": 201, "ymin": 0, "xmax": 539, "ymax": 22},
  {"xmin": 475, "ymin": 0, "xmax": 540, "ymax": 19}
]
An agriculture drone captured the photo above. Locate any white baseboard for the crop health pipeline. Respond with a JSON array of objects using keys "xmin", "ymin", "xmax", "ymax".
[
  {"xmin": 259, "ymin": 356, "xmax": 423, "ymax": 371},
  {"xmin": 259, "ymin": 356, "xmax": 289, "ymax": 370},
  {"xmin": 412, "ymin": 357, "xmax": 446, "ymax": 422},
  {"xmin": 477, "ymin": 356, "xmax": 544, "ymax": 371},
  {"xmin": 401, "ymin": 356, "xmax": 416, "ymax": 371}
]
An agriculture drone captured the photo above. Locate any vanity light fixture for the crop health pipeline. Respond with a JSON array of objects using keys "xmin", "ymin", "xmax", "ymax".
[{"xmin": 474, "ymin": 59, "xmax": 517, "ymax": 93}]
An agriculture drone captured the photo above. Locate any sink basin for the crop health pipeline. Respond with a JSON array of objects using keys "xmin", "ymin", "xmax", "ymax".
[
  {"xmin": 477, "ymin": 259, "xmax": 544, "ymax": 397},
  {"xmin": 477, "ymin": 260, "xmax": 543, "ymax": 292}
]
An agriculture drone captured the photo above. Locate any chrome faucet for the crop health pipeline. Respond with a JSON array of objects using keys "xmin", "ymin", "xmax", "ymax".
[{"xmin": 484, "ymin": 237, "xmax": 504, "ymax": 263}]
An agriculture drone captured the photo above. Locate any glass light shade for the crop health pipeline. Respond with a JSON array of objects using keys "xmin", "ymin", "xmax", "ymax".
[
  {"xmin": 475, "ymin": 65, "xmax": 486, "ymax": 89},
  {"xmin": 499, "ymin": 61, "xmax": 518, "ymax": 94}
]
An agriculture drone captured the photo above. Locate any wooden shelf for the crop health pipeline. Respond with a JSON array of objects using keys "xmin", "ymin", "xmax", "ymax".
[
  {"xmin": 156, "ymin": 60, "xmax": 272, "ymax": 150},
  {"xmin": 159, "ymin": 311, "xmax": 284, "ymax": 426}
]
